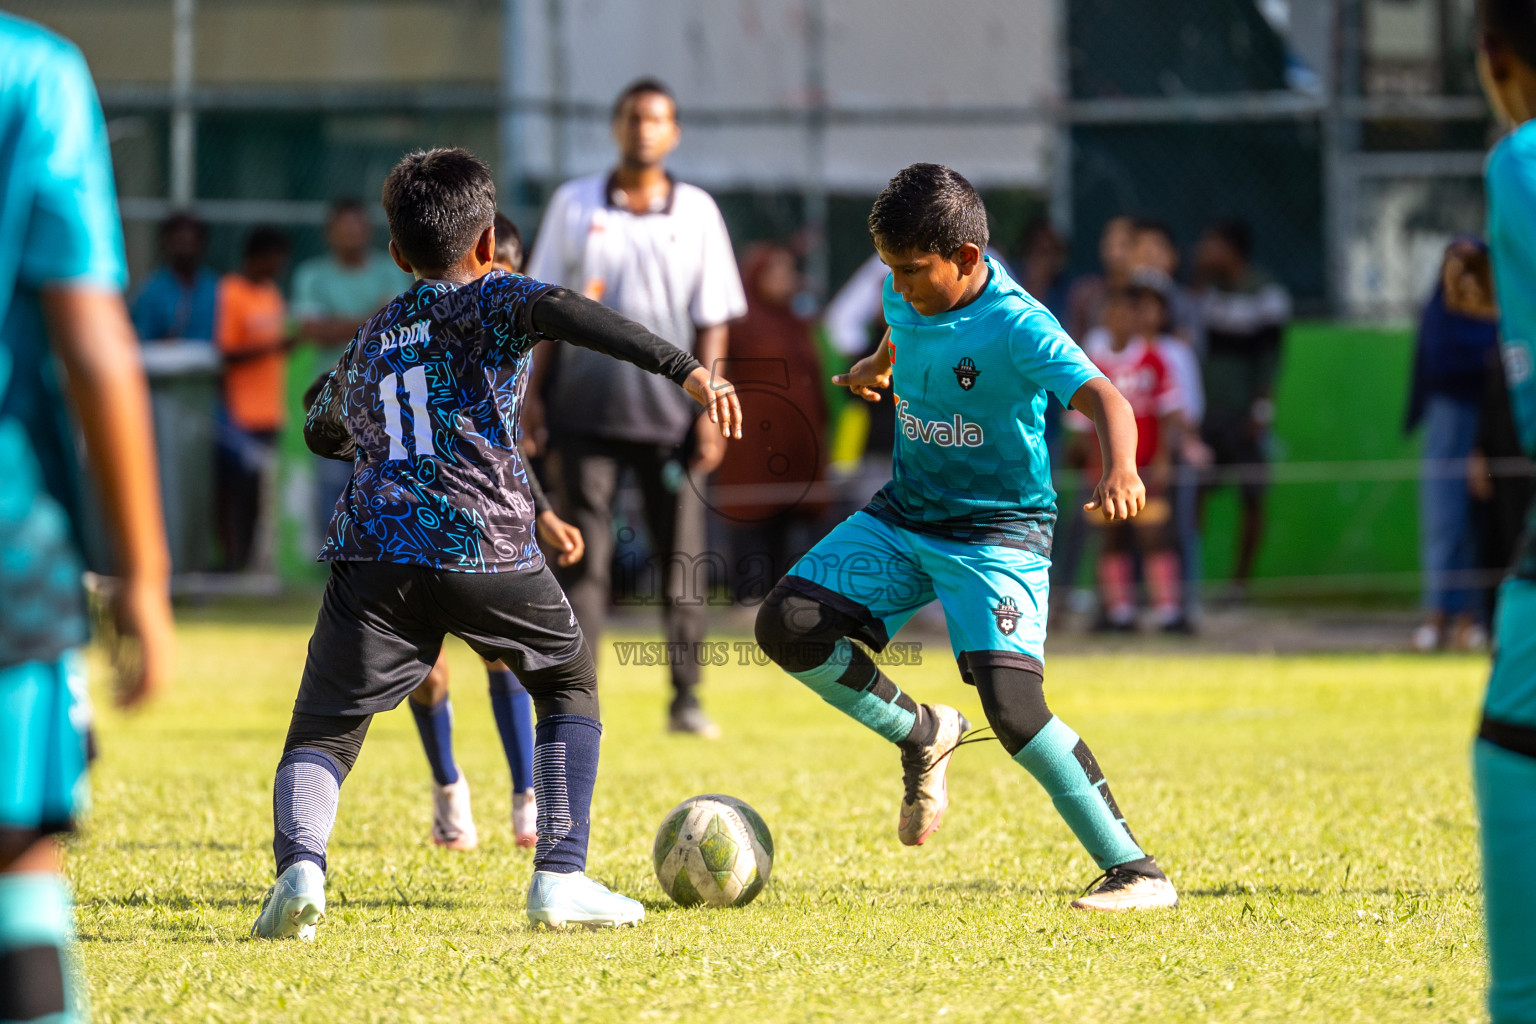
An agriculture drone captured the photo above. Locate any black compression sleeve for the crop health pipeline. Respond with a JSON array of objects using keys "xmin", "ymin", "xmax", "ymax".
[
  {"xmin": 525, "ymin": 463, "xmax": 550, "ymax": 514},
  {"xmin": 530, "ymin": 286, "xmax": 702, "ymax": 386}
]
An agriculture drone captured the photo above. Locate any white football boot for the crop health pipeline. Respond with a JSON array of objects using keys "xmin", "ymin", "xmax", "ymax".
[
  {"xmin": 1070, "ymin": 866, "xmax": 1180, "ymax": 911},
  {"xmin": 251, "ymin": 861, "xmax": 326, "ymax": 941},
  {"xmin": 431, "ymin": 775, "xmax": 479, "ymax": 851},
  {"xmin": 526, "ymin": 871, "xmax": 645, "ymax": 929},
  {"xmin": 512, "ymin": 789, "xmax": 538, "ymax": 849},
  {"xmin": 897, "ymin": 704, "xmax": 971, "ymax": 846}
]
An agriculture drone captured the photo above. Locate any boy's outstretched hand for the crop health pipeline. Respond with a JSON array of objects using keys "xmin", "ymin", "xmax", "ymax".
[
  {"xmin": 1070, "ymin": 376, "xmax": 1145, "ymax": 522},
  {"xmin": 1085, "ymin": 465, "xmax": 1147, "ymax": 522},
  {"xmin": 684, "ymin": 366, "xmax": 743, "ymax": 439},
  {"xmin": 833, "ymin": 335, "xmax": 894, "ymax": 402}
]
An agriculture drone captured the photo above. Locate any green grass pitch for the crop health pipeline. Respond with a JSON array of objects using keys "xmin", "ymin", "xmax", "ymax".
[{"xmin": 71, "ymin": 602, "xmax": 1488, "ymax": 1022}]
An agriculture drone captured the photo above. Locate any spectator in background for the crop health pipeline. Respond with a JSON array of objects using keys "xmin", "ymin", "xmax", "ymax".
[
  {"xmin": 131, "ymin": 212, "xmax": 217, "ymax": 343},
  {"xmin": 1067, "ymin": 215, "xmax": 1135, "ymax": 341},
  {"xmin": 215, "ymin": 226, "xmax": 291, "ymax": 571},
  {"xmin": 1016, "ymin": 217, "xmax": 1069, "ymax": 323},
  {"xmin": 1052, "ymin": 217, "xmax": 1134, "ymax": 619},
  {"xmin": 1018, "ymin": 218, "xmax": 1074, "ymax": 506},
  {"xmin": 523, "ymin": 78, "xmax": 747, "ymax": 738},
  {"xmin": 1407, "ymin": 238, "xmax": 1500, "ymax": 651},
  {"xmin": 1195, "ymin": 218, "xmax": 1291, "ymax": 593},
  {"xmin": 291, "ymin": 198, "xmax": 411, "ymax": 542},
  {"xmin": 715, "ymin": 243, "xmax": 828, "ymax": 597},
  {"xmin": 1133, "ymin": 266, "xmax": 1210, "ymax": 630},
  {"xmin": 1072, "ymin": 284, "xmax": 1184, "ymax": 630},
  {"xmin": 1129, "ymin": 218, "xmax": 1201, "ymax": 342}
]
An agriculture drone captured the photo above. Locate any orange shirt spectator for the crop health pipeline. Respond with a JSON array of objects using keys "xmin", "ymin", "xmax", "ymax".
[{"xmin": 216, "ymin": 230, "xmax": 291, "ymax": 432}]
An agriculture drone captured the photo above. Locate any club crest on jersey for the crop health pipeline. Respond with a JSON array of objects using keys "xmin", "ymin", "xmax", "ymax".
[
  {"xmin": 953, "ymin": 357, "xmax": 980, "ymax": 391},
  {"xmin": 895, "ymin": 399, "xmax": 984, "ymax": 447},
  {"xmin": 992, "ymin": 596, "xmax": 1021, "ymax": 635}
]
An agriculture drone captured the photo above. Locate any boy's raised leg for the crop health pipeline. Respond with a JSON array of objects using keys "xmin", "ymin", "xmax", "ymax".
[{"xmin": 755, "ymin": 584, "xmax": 969, "ymax": 846}]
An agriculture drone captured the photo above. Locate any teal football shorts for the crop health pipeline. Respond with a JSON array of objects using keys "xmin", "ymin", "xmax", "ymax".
[
  {"xmin": 781, "ymin": 510, "xmax": 1048, "ymax": 677},
  {"xmin": 0, "ymin": 652, "xmax": 90, "ymax": 838}
]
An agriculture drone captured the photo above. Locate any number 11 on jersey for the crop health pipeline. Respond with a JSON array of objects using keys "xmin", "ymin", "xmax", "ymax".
[{"xmin": 380, "ymin": 365, "xmax": 436, "ymax": 460}]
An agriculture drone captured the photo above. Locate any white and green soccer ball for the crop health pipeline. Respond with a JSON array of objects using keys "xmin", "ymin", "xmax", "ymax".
[{"xmin": 652, "ymin": 794, "xmax": 774, "ymax": 908}]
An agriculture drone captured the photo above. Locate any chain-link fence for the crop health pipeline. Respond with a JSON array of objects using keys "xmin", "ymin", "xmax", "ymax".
[
  {"xmin": 34, "ymin": 0, "xmax": 1488, "ymax": 315},
  {"xmin": 10, "ymin": 0, "xmax": 1517, "ymax": 611}
]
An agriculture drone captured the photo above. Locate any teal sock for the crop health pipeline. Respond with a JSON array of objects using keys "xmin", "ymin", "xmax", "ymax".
[
  {"xmin": 0, "ymin": 872, "xmax": 83, "ymax": 1023},
  {"xmin": 1013, "ymin": 716, "xmax": 1146, "ymax": 870},
  {"xmin": 1476, "ymin": 738, "xmax": 1536, "ymax": 1024},
  {"xmin": 789, "ymin": 638, "xmax": 921, "ymax": 744}
]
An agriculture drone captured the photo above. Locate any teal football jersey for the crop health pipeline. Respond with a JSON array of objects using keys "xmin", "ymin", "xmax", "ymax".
[
  {"xmin": 1490, "ymin": 119, "xmax": 1536, "ymax": 592},
  {"xmin": 864, "ymin": 256, "xmax": 1102, "ymax": 555},
  {"xmin": 0, "ymin": 13, "xmax": 126, "ymax": 666},
  {"xmin": 1490, "ymin": 119, "xmax": 1536, "ymax": 465},
  {"xmin": 1486, "ymin": 118, "xmax": 1536, "ymax": 728}
]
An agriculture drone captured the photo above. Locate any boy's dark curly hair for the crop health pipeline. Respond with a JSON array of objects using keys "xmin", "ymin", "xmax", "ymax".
[
  {"xmin": 381, "ymin": 148, "xmax": 496, "ymax": 273},
  {"xmin": 868, "ymin": 163, "xmax": 989, "ymax": 257}
]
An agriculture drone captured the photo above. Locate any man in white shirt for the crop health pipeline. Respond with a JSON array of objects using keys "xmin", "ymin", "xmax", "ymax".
[{"xmin": 524, "ymin": 78, "xmax": 747, "ymax": 738}]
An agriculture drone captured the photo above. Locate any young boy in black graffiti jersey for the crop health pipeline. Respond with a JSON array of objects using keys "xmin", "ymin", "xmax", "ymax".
[{"xmin": 252, "ymin": 148, "xmax": 742, "ymax": 938}]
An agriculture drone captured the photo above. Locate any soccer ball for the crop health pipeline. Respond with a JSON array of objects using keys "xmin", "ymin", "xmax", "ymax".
[{"xmin": 652, "ymin": 794, "xmax": 774, "ymax": 908}]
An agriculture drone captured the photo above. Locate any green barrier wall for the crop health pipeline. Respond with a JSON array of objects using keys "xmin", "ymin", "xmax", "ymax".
[
  {"xmin": 1201, "ymin": 321, "xmax": 1419, "ymax": 591},
  {"xmin": 277, "ymin": 345, "xmax": 330, "ymax": 586}
]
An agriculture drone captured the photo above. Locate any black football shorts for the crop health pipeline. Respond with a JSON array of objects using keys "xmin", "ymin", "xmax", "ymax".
[{"xmin": 295, "ymin": 559, "xmax": 586, "ymax": 716}]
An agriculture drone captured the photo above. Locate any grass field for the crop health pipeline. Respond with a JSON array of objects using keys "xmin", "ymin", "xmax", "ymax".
[{"xmin": 70, "ymin": 600, "xmax": 1490, "ymax": 1023}]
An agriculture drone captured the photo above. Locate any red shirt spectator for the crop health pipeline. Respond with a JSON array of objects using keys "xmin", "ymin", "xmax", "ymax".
[{"xmin": 1083, "ymin": 329, "xmax": 1178, "ymax": 467}]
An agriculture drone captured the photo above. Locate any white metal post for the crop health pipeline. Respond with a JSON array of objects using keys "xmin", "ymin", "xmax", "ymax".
[
  {"xmin": 545, "ymin": 0, "xmax": 568, "ymax": 183},
  {"xmin": 1048, "ymin": 0, "xmax": 1073, "ymax": 239},
  {"xmin": 498, "ymin": 0, "xmax": 530, "ymax": 222},
  {"xmin": 803, "ymin": 0, "xmax": 829, "ymax": 300},
  {"xmin": 170, "ymin": 0, "xmax": 196, "ymax": 207},
  {"xmin": 1323, "ymin": 0, "xmax": 1363, "ymax": 316}
]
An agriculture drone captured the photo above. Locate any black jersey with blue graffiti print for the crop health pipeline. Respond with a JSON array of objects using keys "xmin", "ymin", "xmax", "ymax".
[{"xmin": 305, "ymin": 271, "xmax": 701, "ymax": 573}]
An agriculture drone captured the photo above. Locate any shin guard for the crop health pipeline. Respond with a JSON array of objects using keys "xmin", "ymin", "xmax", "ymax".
[
  {"xmin": 532, "ymin": 714, "xmax": 601, "ymax": 874},
  {"xmin": 789, "ymin": 637, "xmax": 922, "ymax": 744},
  {"xmin": 273, "ymin": 748, "xmax": 343, "ymax": 875},
  {"xmin": 1013, "ymin": 717, "xmax": 1145, "ymax": 870}
]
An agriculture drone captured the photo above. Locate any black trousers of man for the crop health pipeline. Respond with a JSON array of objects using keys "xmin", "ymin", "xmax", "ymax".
[{"xmin": 552, "ymin": 437, "xmax": 710, "ymax": 714}]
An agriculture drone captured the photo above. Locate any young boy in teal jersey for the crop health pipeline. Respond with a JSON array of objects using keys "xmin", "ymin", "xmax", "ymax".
[
  {"xmin": 1474, "ymin": 2, "xmax": 1536, "ymax": 1017},
  {"xmin": 0, "ymin": 13, "xmax": 176, "ymax": 1020},
  {"xmin": 755, "ymin": 164, "xmax": 1176, "ymax": 910}
]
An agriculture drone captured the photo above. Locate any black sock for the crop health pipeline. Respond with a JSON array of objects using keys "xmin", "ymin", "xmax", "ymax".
[
  {"xmin": 1112, "ymin": 855, "xmax": 1165, "ymax": 879},
  {"xmin": 898, "ymin": 703, "xmax": 938, "ymax": 749}
]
